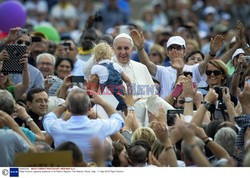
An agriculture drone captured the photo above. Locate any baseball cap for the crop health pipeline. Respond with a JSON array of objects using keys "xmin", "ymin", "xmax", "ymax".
[
  {"xmin": 33, "ymin": 32, "xmax": 48, "ymax": 40},
  {"xmin": 166, "ymin": 36, "xmax": 186, "ymax": 48},
  {"xmin": 232, "ymin": 48, "xmax": 245, "ymax": 60}
]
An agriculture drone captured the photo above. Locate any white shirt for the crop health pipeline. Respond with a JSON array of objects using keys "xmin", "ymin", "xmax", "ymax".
[
  {"xmin": 155, "ymin": 64, "xmax": 203, "ymax": 99},
  {"xmin": 91, "ymin": 60, "xmax": 123, "ymax": 84},
  {"xmin": 71, "ymin": 59, "xmax": 85, "ymax": 77},
  {"xmin": 43, "ymin": 112, "xmax": 124, "ymax": 162}
]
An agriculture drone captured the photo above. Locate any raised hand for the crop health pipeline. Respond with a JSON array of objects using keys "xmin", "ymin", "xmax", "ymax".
[
  {"xmin": 62, "ymin": 75, "xmax": 74, "ymax": 89},
  {"xmin": 222, "ymin": 87, "xmax": 231, "ymax": 104},
  {"xmin": 130, "ymin": 29, "xmax": 144, "ymax": 50},
  {"xmin": 154, "ymin": 105, "xmax": 167, "ymax": 124},
  {"xmin": 210, "ymin": 35, "xmax": 224, "ymax": 55},
  {"xmin": 87, "ymin": 108, "xmax": 99, "ymax": 119},
  {"xmin": 4, "ymin": 27, "xmax": 22, "ymax": 43},
  {"xmin": 117, "ymin": 89, "xmax": 140, "ymax": 107},
  {"xmin": 170, "ymin": 50, "xmax": 184, "ymax": 72},
  {"xmin": 181, "ymin": 76, "xmax": 197, "ymax": 98},
  {"xmin": 204, "ymin": 88, "xmax": 218, "ymax": 104},
  {"xmin": 0, "ymin": 50, "xmax": 9, "ymax": 61},
  {"xmin": 239, "ymin": 77, "xmax": 250, "ymax": 114},
  {"xmin": 193, "ymin": 124, "xmax": 207, "ymax": 140},
  {"xmin": 20, "ymin": 53, "xmax": 28, "ymax": 71},
  {"xmin": 15, "ymin": 104, "xmax": 30, "ymax": 119},
  {"xmin": 87, "ymin": 90, "xmax": 105, "ymax": 106},
  {"xmin": 152, "ymin": 121, "xmax": 169, "ymax": 144},
  {"xmin": 236, "ymin": 20, "xmax": 247, "ymax": 48}
]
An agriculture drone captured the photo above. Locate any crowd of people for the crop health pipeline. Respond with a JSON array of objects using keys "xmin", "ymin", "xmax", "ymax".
[{"xmin": 0, "ymin": 0, "xmax": 250, "ymax": 167}]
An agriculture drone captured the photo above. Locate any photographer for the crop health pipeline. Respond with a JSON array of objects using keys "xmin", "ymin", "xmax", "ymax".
[
  {"xmin": 204, "ymin": 60, "xmax": 237, "ymax": 115},
  {"xmin": 4, "ymin": 28, "xmax": 45, "ymax": 92},
  {"xmin": 0, "ymin": 28, "xmax": 30, "ymax": 100}
]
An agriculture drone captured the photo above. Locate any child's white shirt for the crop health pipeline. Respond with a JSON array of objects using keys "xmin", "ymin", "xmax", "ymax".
[{"xmin": 91, "ymin": 59, "xmax": 123, "ymax": 84}]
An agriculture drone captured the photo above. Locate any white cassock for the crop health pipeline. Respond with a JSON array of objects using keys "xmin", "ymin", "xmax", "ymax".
[{"xmin": 112, "ymin": 57, "xmax": 174, "ymax": 126}]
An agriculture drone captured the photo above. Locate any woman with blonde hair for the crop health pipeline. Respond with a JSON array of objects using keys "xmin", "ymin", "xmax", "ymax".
[
  {"xmin": 131, "ymin": 127, "xmax": 164, "ymax": 159},
  {"xmin": 205, "ymin": 59, "xmax": 228, "ymax": 88},
  {"xmin": 149, "ymin": 44, "xmax": 166, "ymax": 65}
]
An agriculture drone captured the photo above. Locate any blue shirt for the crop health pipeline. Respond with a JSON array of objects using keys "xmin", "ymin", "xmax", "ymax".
[
  {"xmin": 9, "ymin": 64, "xmax": 44, "ymax": 92},
  {"xmin": 43, "ymin": 112, "xmax": 124, "ymax": 162}
]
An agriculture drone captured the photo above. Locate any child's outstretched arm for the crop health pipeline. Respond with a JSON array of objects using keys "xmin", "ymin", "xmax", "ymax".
[
  {"xmin": 121, "ymin": 72, "xmax": 131, "ymax": 84},
  {"xmin": 88, "ymin": 74, "xmax": 100, "ymax": 92}
]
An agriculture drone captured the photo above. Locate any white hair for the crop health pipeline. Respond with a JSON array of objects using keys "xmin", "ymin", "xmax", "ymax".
[
  {"xmin": 214, "ymin": 127, "xmax": 237, "ymax": 155},
  {"xmin": 36, "ymin": 53, "xmax": 56, "ymax": 66}
]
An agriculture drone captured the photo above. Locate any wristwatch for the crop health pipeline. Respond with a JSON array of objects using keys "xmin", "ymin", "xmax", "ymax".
[
  {"xmin": 203, "ymin": 101, "xmax": 211, "ymax": 110},
  {"xmin": 184, "ymin": 97, "xmax": 193, "ymax": 103},
  {"xmin": 25, "ymin": 117, "xmax": 33, "ymax": 125},
  {"xmin": 127, "ymin": 106, "xmax": 135, "ymax": 111},
  {"xmin": 203, "ymin": 137, "xmax": 213, "ymax": 145}
]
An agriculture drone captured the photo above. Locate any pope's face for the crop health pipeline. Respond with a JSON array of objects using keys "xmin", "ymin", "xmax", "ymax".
[{"xmin": 113, "ymin": 37, "xmax": 133, "ymax": 64}]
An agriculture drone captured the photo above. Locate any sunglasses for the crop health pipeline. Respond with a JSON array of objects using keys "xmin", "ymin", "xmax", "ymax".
[
  {"xmin": 206, "ymin": 70, "xmax": 223, "ymax": 76},
  {"xmin": 167, "ymin": 46, "xmax": 183, "ymax": 51},
  {"xmin": 17, "ymin": 40, "xmax": 31, "ymax": 46},
  {"xmin": 178, "ymin": 99, "xmax": 185, "ymax": 104}
]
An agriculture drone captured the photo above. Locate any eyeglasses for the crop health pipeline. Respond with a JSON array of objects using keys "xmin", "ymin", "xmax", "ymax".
[
  {"xmin": 34, "ymin": 99, "xmax": 49, "ymax": 104},
  {"xmin": 38, "ymin": 62, "xmax": 53, "ymax": 66},
  {"xmin": 16, "ymin": 40, "xmax": 31, "ymax": 46},
  {"xmin": 167, "ymin": 46, "xmax": 183, "ymax": 51},
  {"xmin": 188, "ymin": 57, "xmax": 203, "ymax": 62},
  {"xmin": 206, "ymin": 70, "xmax": 223, "ymax": 76}
]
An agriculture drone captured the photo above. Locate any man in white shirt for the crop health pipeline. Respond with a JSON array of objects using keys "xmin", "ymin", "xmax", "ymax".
[
  {"xmin": 131, "ymin": 30, "xmax": 224, "ymax": 99},
  {"xmin": 63, "ymin": 40, "xmax": 85, "ymax": 77},
  {"xmin": 43, "ymin": 88, "xmax": 124, "ymax": 162}
]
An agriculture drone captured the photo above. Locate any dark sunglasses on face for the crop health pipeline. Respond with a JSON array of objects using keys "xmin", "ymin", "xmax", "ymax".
[
  {"xmin": 206, "ymin": 70, "xmax": 223, "ymax": 76},
  {"xmin": 17, "ymin": 40, "xmax": 31, "ymax": 46},
  {"xmin": 178, "ymin": 99, "xmax": 185, "ymax": 104},
  {"xmin": 167, "ymin": 46, "xmax": 183, "ymax": 51}
]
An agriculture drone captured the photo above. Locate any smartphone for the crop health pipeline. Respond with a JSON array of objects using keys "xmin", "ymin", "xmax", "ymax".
[
  {"xmin": 32, "ymin": 36, "xmax": 41, "ymax": 43},
  {"xmin": 172, "ymin": 83, "xmax": 183, "ymax": 98},
  {"xmin": 1, "ymin": 44, "xmax": 26, "ymax": 74},
  {"xmin": 19, "ymin": 29, "xmax": 28, "ymax": 36},
  {"xmin": 71, "ymin": 76, "xmax": 85, "ymax": 83},
  {"xmin": 167, "ymin": 109, "xmax": 184, "ymax": 126}
]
